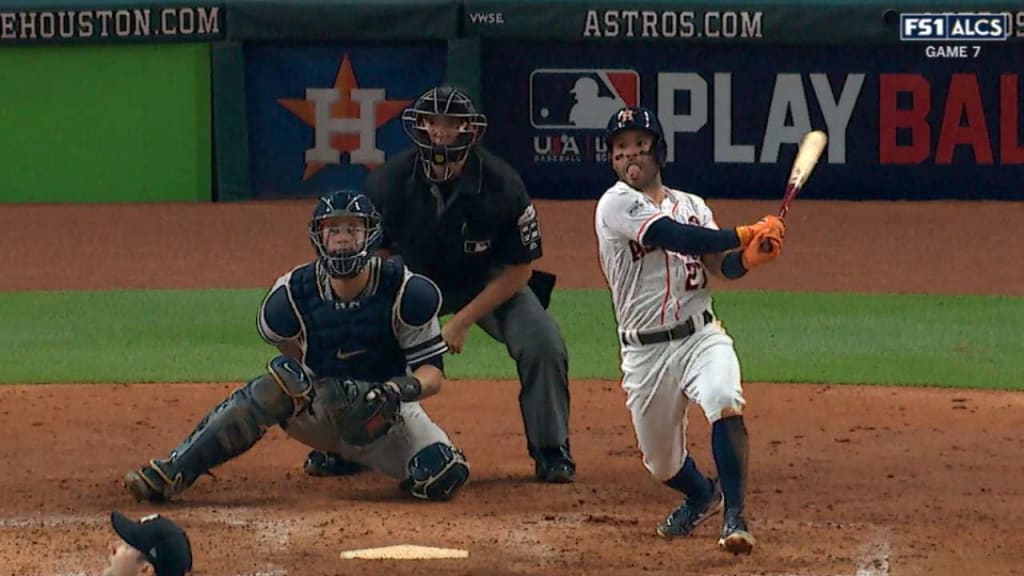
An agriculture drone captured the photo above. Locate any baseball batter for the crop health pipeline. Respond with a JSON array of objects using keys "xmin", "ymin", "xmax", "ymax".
[
  {"xmin": 123, "ymin": 190, "xmax": 470, "ymax": 503},
  {"xmin": 594, "ymin": 106, "xmax": 785, "ymax": 554}
]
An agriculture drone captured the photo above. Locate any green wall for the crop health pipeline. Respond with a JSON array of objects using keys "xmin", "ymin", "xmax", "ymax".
[{"xmin": 0, "ymin": 43, "xmax": 211, "ymax": 203}]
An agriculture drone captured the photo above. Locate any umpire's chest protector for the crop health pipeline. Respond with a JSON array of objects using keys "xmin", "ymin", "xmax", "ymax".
[
  {"xmin": 399, "ymin": 161, "xmax": 510, "ymax": 292},
  {"xmin": 288, "ymin": 264, "xmax": 406, "ymax": 381}
]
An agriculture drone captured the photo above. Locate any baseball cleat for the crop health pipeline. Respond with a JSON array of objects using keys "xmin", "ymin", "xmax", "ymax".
[
  {"xmin": 657, "ymin": 477, "xmax": 724, "ymax": 538},
  {"xmin": 124, "ymin": 459, "xmax": 180, "ymax": 503},
  {"xmin": 718, "ymin": 509, "xmax": 756, "ymax": 555},
  {"xmin": 303, "ymin": 450, "xmax": 367, "ymax": 477}
]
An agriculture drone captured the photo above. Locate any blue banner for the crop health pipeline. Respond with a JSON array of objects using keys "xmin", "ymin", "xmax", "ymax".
[
  {"xmin": 481, "ymin": 41, "xmax": 1023, "ymax": 200},
  {"xmin": 245, "ymin": 43, "xmax": 447, "ymax": 199}
]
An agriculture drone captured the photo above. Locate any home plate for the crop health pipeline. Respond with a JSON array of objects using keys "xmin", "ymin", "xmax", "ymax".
[{"xmin": 340, "ymin": 545, "xmax": 469, "ymax": 560}]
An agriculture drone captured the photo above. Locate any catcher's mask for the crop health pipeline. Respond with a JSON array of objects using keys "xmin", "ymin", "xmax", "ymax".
[
  {"xmin": 604, "ymin": 106, "xmax": 668, "ymax": 168},
  {"xmin": 401, "ymin": 85, "xmax": 488, "ymax": 182},
  {"xmin": 309, "ymin": 190, "xmax": 382, "ymax": 279}
]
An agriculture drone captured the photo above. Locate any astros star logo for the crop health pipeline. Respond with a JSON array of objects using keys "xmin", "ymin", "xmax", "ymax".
[{"xmin": 277, "ymin": 54, "xmax": 411, "ymax": 181}]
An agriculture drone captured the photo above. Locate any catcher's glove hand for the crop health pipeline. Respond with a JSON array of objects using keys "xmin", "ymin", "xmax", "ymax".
[{"xmin": 335, "ymin": 378, "xmax": 402, "ymax": 446}]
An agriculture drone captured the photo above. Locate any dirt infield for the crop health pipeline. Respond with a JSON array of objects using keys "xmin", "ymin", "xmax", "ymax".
[{"xmin": 3, "ymin": 200, "xmax": 1023, "ymax": 576}]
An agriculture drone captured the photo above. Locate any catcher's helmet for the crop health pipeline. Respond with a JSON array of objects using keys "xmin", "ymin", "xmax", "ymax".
[
  {"xmin": 401, "ymin": 85, "xmax": 488, "ymax": 182},
  {"xmin": 604, "ymin": 106, "xmax": 668, "ymax": 167},
  {"xmin": 309, "ymin": 190, "xmax": 382, "ymax": 279}
]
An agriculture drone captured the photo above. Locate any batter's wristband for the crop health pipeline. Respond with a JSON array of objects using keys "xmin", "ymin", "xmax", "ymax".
[
  {"xmin": 722, "ymin": 250, "xmax": 748, "ymax": 279},
  {"xmin": 390, "ymin": 376, "xmax": 423, "ymax": 402}
]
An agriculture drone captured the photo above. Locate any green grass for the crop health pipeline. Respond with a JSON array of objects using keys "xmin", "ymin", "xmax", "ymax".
[{"xmin": 1, "ymin": 289, "xmax": 1021, "ymax": 389}]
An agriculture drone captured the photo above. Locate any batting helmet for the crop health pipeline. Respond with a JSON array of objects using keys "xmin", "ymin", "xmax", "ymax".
[
  {"xmin": 309, "ymin": 190, "xmax": 382, "ymax": 279},
  {"xmin": 401, "ymin": 85, "xmax": 488, "ymax": 182},
  {"xmin": 604, "ymin": 106, "xmax": 668, "ymax": 167}
]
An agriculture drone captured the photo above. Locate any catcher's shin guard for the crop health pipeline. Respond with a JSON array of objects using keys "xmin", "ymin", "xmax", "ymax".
[{"xmin": 125, "ymin": 358, "xmax": 313, "ymax": 502}]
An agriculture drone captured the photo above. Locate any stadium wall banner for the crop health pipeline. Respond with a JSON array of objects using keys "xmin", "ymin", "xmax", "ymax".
[
  {"xmin": 226, "ymin": 0, "xmax": 457, "ymax": 41},
  {"xmin": 244, "ymin": 42, "xmax": 447, "ymax": 200},
  {"xmin": 462, "ymin": 1, "xmax": 1024, "ymax": 44},
  {"xmin": 0, "ymin": 1, "xmax": 222, "ymax": 45},
  {"xmin": 480, "ymin": 41, "xmax": 1023, "ymax": 201}
]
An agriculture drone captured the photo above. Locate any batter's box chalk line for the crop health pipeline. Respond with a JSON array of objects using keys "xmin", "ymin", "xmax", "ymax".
[
  {"xmin": 704, "ymin": 524, "xmax": 891, "ymax": 576},
  {"xmin": 854, "ymin": 527, "xmax": 891, "ymax": 576},
  {"xmin": 233, "ymin": 569, "xmax": 287, "ymax": 576},
  {"xmin": 0, "ymin": 509, "xmax": 292, "ymax": 576},
  {"xmin": 214, "ymin": 507, "xmax": 294, "ymax": 553},
  {"xmin": 0, "ymin": 513, "xmax": 104, "ymax": 528},
  {"xmin": 185, "ymin": 507, "xmax": 294, "ymax": 576}
]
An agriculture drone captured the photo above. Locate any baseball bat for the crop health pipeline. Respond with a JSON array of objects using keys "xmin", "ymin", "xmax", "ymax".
[{"xmin": 759, "ymin": 129, "xmax": 828, "ymax": 252}]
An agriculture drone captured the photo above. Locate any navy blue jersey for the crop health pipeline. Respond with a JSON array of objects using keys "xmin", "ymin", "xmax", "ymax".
[{"xmin": 257, "ymin": 257, "xmax": 447, "ymax": 380}]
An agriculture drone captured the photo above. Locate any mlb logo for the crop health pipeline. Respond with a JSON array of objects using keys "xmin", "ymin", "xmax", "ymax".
[
  {"xmin": 530, "ymin": 69, "xmax": 640, "ymax": 130},
  {"xmin": 464, "ymin": 240, "xmax": 491, "ymax": 254}
]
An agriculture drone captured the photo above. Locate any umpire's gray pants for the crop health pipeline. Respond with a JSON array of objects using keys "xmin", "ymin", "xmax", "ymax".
[{"xmin": 443, "ymin": 286, "xmax": 571, "ymax": 458}]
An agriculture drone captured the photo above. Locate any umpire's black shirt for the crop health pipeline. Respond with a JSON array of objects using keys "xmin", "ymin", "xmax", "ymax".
[{"xmin": 366, "ymin": 147, "xmax": 542, "ymax": 301}]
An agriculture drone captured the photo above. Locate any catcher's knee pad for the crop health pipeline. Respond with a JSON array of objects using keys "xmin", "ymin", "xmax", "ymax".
[
  {"xmin": 264, "ymin": 356, "xmax": 315, "ymax": 417},
  {"xmin": 400, "ymin": 442, "xmax": 470, "ymax": 501}
]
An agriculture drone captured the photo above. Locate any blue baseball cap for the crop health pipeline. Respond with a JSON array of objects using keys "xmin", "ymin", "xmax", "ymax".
[{"xmin": 111, "ymin": 511, "xmax": 193, "ymax": 576}]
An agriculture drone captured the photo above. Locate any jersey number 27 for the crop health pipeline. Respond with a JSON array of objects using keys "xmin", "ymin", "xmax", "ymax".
[{"xmin": 684, "ymin": 259, "xmax": 707, "ymax": 291}]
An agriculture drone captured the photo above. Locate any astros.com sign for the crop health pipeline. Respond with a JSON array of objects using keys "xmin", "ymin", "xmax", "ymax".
[{"xmin": 0, "ymin": 5, "xmax": 221, "ymax": 43}]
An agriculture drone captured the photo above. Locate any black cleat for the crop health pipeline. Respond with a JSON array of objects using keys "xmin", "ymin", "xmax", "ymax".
[
  {"xmin": 124, "ymin": 459, "xmax": 185, "ymax": 502},
  {"xmin": 303, "ymin": 451, "xmax": 367, "ymax": 477},
  {"xmin": 657, "ymin": 477, "xmax": 724, "ymax": 538},
  {"xmin": 718, "ymin": 508, "xmax": 756, "ymax": 555}
]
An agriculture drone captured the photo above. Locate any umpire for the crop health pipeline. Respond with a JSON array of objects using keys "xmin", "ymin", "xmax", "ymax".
[{"xmin": 366, "ymin": 85, "xmax": 575, "ymax": 483}]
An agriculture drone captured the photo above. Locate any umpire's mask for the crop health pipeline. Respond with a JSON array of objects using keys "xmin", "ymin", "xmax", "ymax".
[{"xmin": 401, "ymin": 85, "xmax": 488, "ymax": 183}]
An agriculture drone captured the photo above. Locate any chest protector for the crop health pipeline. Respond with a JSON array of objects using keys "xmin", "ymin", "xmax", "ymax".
[{"xmin": 289, "ymin": 261, "xmax": 407, "ymax": 381}]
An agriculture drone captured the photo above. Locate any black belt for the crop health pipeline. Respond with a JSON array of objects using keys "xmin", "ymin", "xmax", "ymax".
[{"xmin": 621, "ymin": 310, "xmax": 715, "ymax": 346}]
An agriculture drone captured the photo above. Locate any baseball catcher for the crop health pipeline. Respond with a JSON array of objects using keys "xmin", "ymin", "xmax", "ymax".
[{"xmin": 124, "ymin": 190, "xmax": 470, "ymax": 502}]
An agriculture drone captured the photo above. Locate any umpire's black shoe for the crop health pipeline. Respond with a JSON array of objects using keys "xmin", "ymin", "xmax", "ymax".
[
  {"xmin": 303, "ymin": 451, "xmax": 367, "ymax": 477},
  {"xmin": 534, "ymin": 445, "xmax": 576, "ymax": 483}
]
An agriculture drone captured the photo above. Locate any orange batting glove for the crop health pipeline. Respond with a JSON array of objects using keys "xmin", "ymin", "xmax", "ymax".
[
  {"xmin": 735, "ymin": 215, "xmax": 785, "ymax": 247},
  {"xmin": 741, "ymin": 229, "xmax": 784, "ymax": 269}
]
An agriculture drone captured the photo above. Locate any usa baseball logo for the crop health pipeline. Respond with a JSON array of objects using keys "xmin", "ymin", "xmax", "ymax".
[{"xmin": 529, "ymin": 68, "xmax": 640, "ymax": 130}]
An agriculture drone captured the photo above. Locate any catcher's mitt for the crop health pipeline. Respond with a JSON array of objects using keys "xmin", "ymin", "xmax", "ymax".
[{"xmin": 336, "ymin": 379, "xmax": 402, "ymax": 446}]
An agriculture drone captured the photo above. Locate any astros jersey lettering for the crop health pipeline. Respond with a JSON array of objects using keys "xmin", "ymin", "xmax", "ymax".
[{"xmin": 595, "ymin": 181, "xmax": 717, "ymax": 333}]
